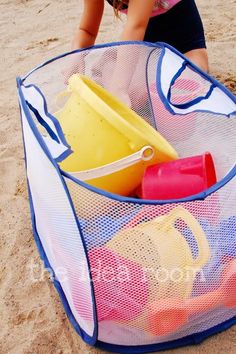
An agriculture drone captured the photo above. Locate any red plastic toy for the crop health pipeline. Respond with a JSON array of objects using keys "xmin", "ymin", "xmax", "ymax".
[{"xmin": 138, "ymin": 152, "xmax": 217, "ymax": 200}]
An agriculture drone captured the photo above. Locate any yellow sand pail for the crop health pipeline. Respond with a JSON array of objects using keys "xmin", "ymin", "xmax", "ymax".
[{"xmin": 55, "ymin": 74, "xmax": 178, "ymax": 195}]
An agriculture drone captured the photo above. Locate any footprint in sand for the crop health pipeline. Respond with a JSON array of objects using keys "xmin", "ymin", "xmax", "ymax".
[
  {"xmin": 26, "ymin": 37, "xmax": 59, "ymax": 50},
  {"xmin": 215, "ymin": 74, "xmax": 236, "ymax": 95},
  {"xmin": 13, "ymin": 306, "xmax": 46, "ymax": 326}
]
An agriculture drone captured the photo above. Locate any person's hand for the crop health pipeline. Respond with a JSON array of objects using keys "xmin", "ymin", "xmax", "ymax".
[
  {"xmin": 109, "ymin": 85, "xmax": 132, "ymax": 107},
  {"xmin": 90, "ymin": 47, "xmax": 117, "ymax": 86},
  {"xmin": 62, "ymin": 52, "xmax": 85, "ymax": 84}
]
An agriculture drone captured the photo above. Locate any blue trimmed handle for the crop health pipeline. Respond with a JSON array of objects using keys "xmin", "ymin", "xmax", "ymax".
[{"xmin": 21, "ymin": 84, "xmax": 72, "ymax": 162}]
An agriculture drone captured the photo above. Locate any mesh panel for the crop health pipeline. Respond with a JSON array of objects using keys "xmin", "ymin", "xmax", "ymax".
[
  {"xmin": 23, "ymin": 45, "xmax": 158, "ymax": 127},
  {"xmin": 23, "ymin": 44, "xmax": 236, "ymax": 179},
  {"xmin": 66, "ymin": 175, "xmax": 236, "ymax": 345},
  {"xmin": 20, "ymin": 42, "xmax": 236, "ymax": 348},
  {"xmin": 19, "ymin": 104, "xmax": 95, "ymax": 338}
]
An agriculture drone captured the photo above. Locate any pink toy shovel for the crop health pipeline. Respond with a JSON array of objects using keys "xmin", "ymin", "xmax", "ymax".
[{"xmin": 147, "ymin": 259, "xmax": 236, "ymax": 336}]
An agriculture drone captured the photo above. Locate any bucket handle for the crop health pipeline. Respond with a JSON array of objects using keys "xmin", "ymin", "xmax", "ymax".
[{"xmin": 67, "ymin": 146, "xmax": 154, "ymax": 181}]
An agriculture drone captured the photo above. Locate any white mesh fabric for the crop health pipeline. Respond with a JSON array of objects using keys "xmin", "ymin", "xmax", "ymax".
[
  {"xmin": 23, "ymin": 44, "xmax": 159, "ymax": 129},
  {"xmin": 145, "ymin": 49, "xmax": 236, "ymax": 180},
  {"xmin": 21, "ymin": 84, "xmax": 71, "ymax": 161},
  {"xmin": 157, "ymin": 48, "xmax": 235, "ymax": 115},
  {"xmin": 66, "ymin": 175, "xmax": 236, "ymax": 346},
  {"xmin": 19, "ymin": 101, "xmax": 95, "ymax": 338},
  {"xmin": 20, "ymin": 42, "xmax": 236, "ymax": 347},
  {"xmin": 23, "ymin": 44, "xmax": 236, "ymax": 180}
]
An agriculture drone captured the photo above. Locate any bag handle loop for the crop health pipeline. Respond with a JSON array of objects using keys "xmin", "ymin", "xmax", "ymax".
[{"xmin": 21, "ymin": 84, "xmax": 72, "ymax": 162}]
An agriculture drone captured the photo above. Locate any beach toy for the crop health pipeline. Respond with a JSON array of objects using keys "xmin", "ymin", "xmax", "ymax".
[
  {"xmin": 217, "ymin": 216, "xmax": 236, "ymax": 257},
  {"xmin": 148, "ymin": 259, "xmax": 236, "ymax": 336},
  {"xmin": 106, "ymin": 206, "xmax": 210, "ymax": 330},
  {"xmin": 81, "ymin": 213, "xmax": 137, "ymax": 250},
  {"xmin": 196, "ymin": 217, "xmax": 236, "ymax": 291},
  {"xmin": 55, "ymin": 242, "xmax": 149, "ymax": 323},
  {"xmin": 55, "ymin": 74, "xmax": 178, "ymax": 196},
  {"xmin": 138, "ymin": 152, "xmax": 217, "ymax": 200},
  {"xmin": 49, "ymin": 242, "xmax": 149, "ymax": 323},
  {"xmin": 127, "ymin": 190, "xmax": 220, "ymax": 228},
  {"xmin": 69, "ymin": 145, "xmax": 154, "ymax": 184},
  {"xmin": 149, "ymin": 78, "xmax": 203, "ymax": 141},
  {"xmin": 72, "ymin": 247, "xmax": 149, "ymax": 322},
  {"xmin": 107, "ymin": 206, "xmax": 210, "ymax": 299}
]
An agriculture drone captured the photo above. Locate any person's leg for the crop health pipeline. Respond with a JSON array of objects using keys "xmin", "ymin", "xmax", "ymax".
[
  {"xmin": 144, "ymin": 0, "xmax": 209, "ymax": 71},
  {"xmin": 184, "ymin": 48, "xmax": 208, "ymax": 72}
]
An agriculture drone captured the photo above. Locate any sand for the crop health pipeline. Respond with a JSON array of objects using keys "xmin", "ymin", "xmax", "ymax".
[{"xmin": 0, "ymin": 0, "xmax": 236, "ymax": 353}]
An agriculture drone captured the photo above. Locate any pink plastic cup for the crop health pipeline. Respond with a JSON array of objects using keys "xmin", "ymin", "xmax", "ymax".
[
  {"xmin": 138, "ymin": 152, "xmax": 217, "ymax": 200},
  {"xmin": 150, "ymin": 78, "xmax": 203, "ymax": 141}
]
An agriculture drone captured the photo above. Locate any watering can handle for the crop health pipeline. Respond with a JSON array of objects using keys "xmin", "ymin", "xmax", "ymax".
[
  {"xmin": 161, "ymin": 206, "xmax": 210, "ymax": 269},
  {"xmin": 21, "ymin": 84, "xmax": 72, "ymax": 162},
  {"xmin": 68, "ymin": 146, "xmax": 154, "ymax": 181}
]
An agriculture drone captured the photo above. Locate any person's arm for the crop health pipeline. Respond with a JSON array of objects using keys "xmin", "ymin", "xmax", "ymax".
[
  {"xmin": 121, "ymin": 0, "xmax": 155, "ymax": 41},
  {"xmin": 109, "ymin": 0, "xmax": 155, "ymax": 106},
  {"xmin": 63, "ymin": 0, "xmax": 104, "ymax": 82},
  {"xmin": 72, "ymin": 0, "xmax": 104, "ymax": 50}
]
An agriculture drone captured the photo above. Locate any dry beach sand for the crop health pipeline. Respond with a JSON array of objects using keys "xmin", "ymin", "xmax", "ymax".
[{"xmin": 0, "ymin": 0, "xmax": 236, "ymax": 353}]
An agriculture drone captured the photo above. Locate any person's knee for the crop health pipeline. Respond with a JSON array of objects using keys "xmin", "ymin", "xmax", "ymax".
[{"xmin": 184, "ymin": 48, "xmax": 209, "ymax": 72}]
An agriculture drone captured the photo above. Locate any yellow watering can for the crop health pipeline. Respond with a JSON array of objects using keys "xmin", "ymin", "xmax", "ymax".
[
  {"xmin": 55, "ymin": 74, "xmax": 178, "ymax": 196},
  {"xmin": 106, "ymin": 206, "xmax": 210, "ymax": 331}
]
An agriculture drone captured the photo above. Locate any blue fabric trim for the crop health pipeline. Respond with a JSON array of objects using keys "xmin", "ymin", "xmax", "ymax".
[
  {"xmin": 21, "ymin": 40, "xmax": 235, "ymax": 105},
  {"xmin": 167, "ymin": 63, "xmax": 216, "ymax": 110},
  {"xmin": 155, "ymin": 46, "xmax": 177, "ymax": 116},
  {"xmin": 158, "ymin": 41, "xmax": 236, "ymax": 104},
  {"xmin": 166, "ymin": 60, "xmax": 187, "ymax": 111},
  {"xmin": 17, "ymin": 72, "xmax": 236, "ymax": 352},
  {"xmin": 145, "ymin": 48, "xmax": 158, "ymax": 129},
  {"xmin": 169, "ymin": 82, "xmax": 215, "ymax": 110},
  {"xmin": 17, "ymin": 77, "xmax": 98, "ymax": 344},
  {"xmin": 155, "ymin": 44, "xmax": 235, "ymax": 117},
  {"xmin": 23, "ymin": 83, "xmax": 72, "ymax": 162},
  {"xmin": 156, "ymin": 46, "xmax": 171, "ymax": 116},
  {"xmin": 17, "ymin": 40, "xmax": 236, "ymax": 204},
  {"xmin": 26, "ymin": 179, "xmax": 236, "ymax": 353},
  {"xmin": 95, "ymin": 316, "xmax": 236, "ymax": 353},
  {"xmin": 27, "ymin": 187, "xmax": 95, "ymax": 346},
  {"xmin": 27, "ymin": 102, "xmax": 60, "ymax": 143},
  {"xmin": 61, "ymin": 159, "xmax": 236, "ymax": 205},
  {"xmin": 54, "ymin": 149, "xmax": 74, "ymax": 164},
  {"xmin": 21, "ymin": 41, "xmax": 159, "ymax": 82}
]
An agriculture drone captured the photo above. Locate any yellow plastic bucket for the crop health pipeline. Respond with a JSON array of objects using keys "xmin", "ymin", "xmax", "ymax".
[{"xmin": 55, "ymin": 74, "xmax": 178, "ymax": 195}]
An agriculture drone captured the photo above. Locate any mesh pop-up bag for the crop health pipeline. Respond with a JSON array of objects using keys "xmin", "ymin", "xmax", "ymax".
[{"xmin": 17, "ymin": 42, "xmax": 236, "ymax": 353}]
